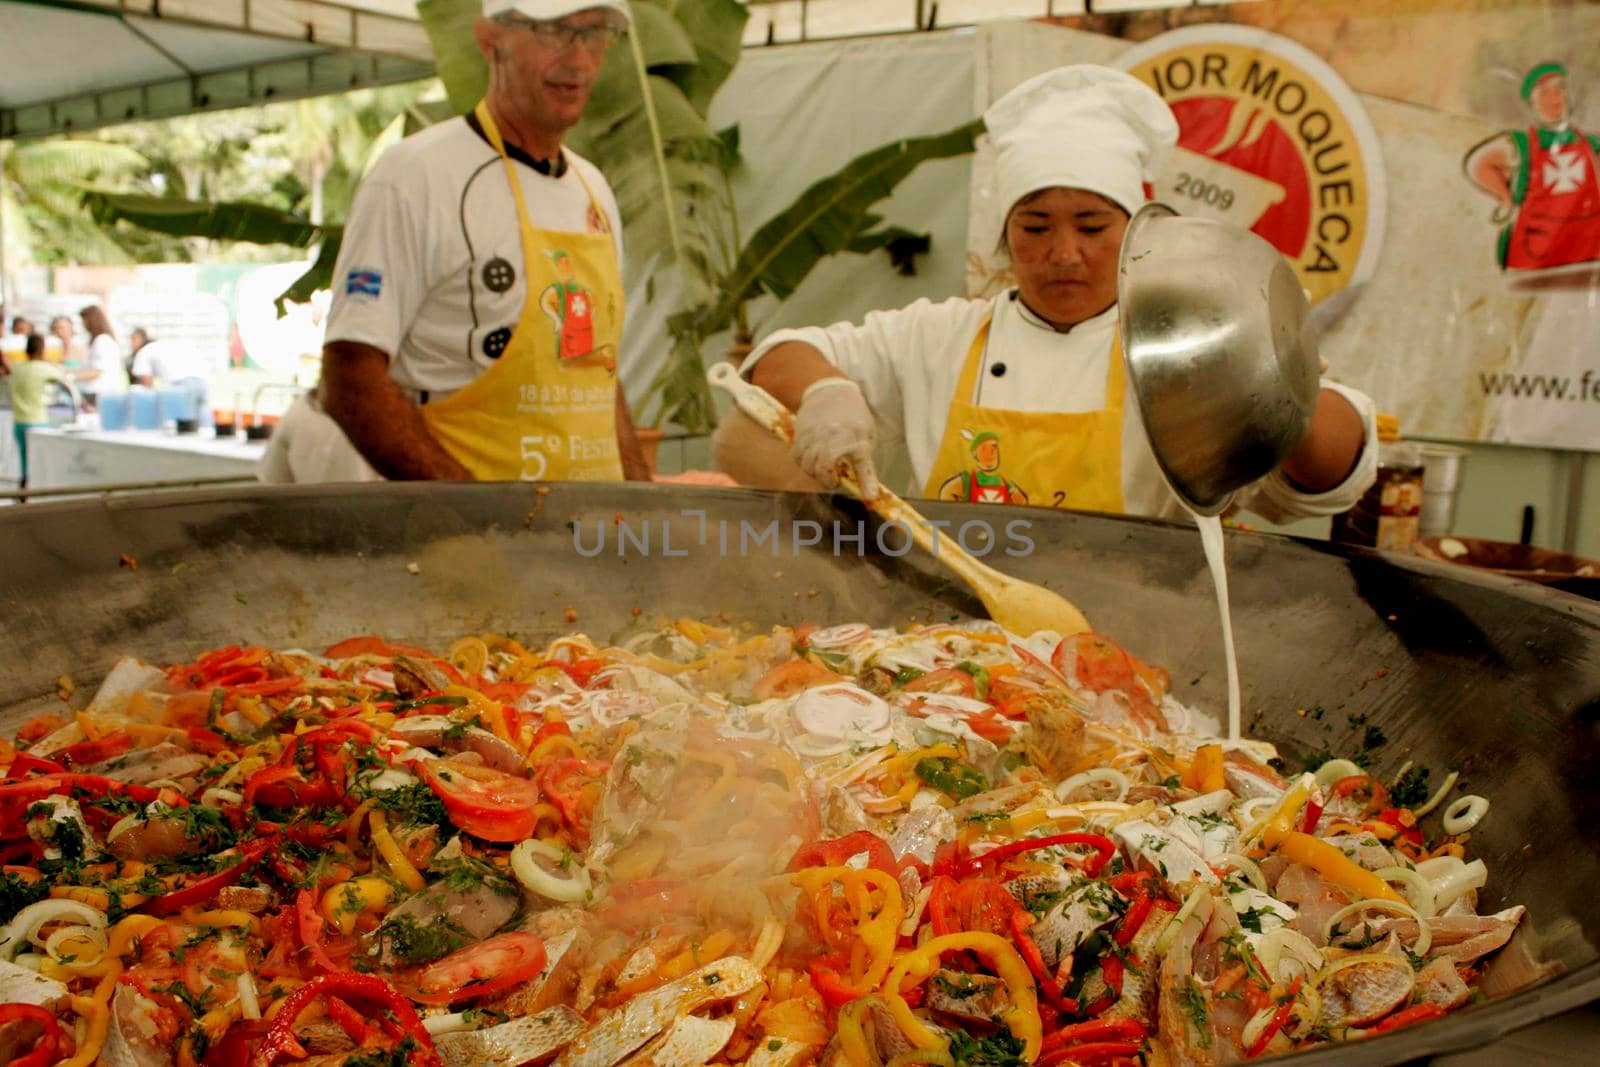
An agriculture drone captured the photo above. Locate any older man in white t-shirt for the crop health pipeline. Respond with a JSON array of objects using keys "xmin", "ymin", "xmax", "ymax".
[{"xmin": 268, "ymin": 0, "xmax": 649, "ymax": 484}]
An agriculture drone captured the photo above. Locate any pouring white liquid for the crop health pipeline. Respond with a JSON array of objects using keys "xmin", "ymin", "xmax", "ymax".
[{"xmin": 1194, "ymin": 513, "xmax": 1243, "ymax": 741}]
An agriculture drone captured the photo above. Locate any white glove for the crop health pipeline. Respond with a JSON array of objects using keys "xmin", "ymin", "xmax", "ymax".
[{"xmin": 792, "ymin": 377, "xmax": 881, "ymax": 500}]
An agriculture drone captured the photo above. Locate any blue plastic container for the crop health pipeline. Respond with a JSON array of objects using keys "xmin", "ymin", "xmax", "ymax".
[
  {"xmin": 158, "ymin": 387, "xmax": 192, "ymax": 424},
  {"xmin": 98, "ymin": 393, "xmax": 131, "ymax": 431},
  {"xmin": 130, "ymin": 388, "xmax": 162, "ymax": 431}
]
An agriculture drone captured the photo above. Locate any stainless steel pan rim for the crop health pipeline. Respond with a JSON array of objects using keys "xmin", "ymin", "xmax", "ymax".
[{"xmin": 1, "ymin": 482, "xmax": 1595, "ymax": 1065}]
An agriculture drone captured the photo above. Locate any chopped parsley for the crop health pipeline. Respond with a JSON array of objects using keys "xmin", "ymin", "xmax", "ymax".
[
  {"xmin": 375, "ymin": 782, "xmax": 452, "ymax": 831},
  {"xmin": 0, "ymin": 871, "xmax": 49, "ymax": 924},
  {"xmin": 1391, "ymin": 766, "xmax": 1432, "ymax": 809},
  {"xmin": 1180, "ymin": 976, "xmax": 1213, "ymax": 1047},
  {"xmin": 948, "ymin": 1027, "xmax": 1027, "ymax": 1067},
  {"xmin": 377, "ymin": 914, "xmax": 470, "ymax": 965},
  {"xmin": 1237, "ymin": 906, "xmax": 1269, "ymax": 933}
]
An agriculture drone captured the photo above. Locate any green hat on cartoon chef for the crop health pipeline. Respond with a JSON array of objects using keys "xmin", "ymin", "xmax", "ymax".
[
  {"xmin": 1521, "ymin": 61, "xmax": 1566, "ymax": 100},
  {"xmin": 969, "ymin": 430, "xmax": 1002, "ymax": 470}
]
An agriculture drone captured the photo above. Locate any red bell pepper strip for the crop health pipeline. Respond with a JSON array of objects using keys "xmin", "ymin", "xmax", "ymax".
[
  {"xmin": 322, "ymin": 995, "xmax": 375, "ymax": 1047},
  {"xmin": 931, "ymin": 839, "xmax": 969, "ymax": 878},
  {"xmin": 227, "ymin": 676, "xmax": 303, "ymax": 698},
  {"xmin": 1037, "ymin": 1041, "xmax": 1144, "ymax": 1067},
  {"xmin": 1011, "ymin": 906, "xmax": 1073, "ymax": 1011},
  {"xmin": 146, "ymin": 837, "xmax": 277, "ymax": 916},
  {"xmin": 296, "ymin": 887, "xmax": 342, "ymax": 975},
  {"xmin": 1369, "ymin": 1002, "xmax": 1447, "ymax": 1034},
  {"xmin": 808, "ymin": 958, "xmax": 872, "ymax": 1008},
  {"xmin": 0, "ymin": 773, "xmax": 170, "ymax": 831},
  {"xmin": 786, "ymin": 830, "xmax": 901, "ymax": 877},
  {"xmin": 540, "ymin": 657, "xmax": 604, "ymax": 687},
  {"xmin": 1115, "ymin": 893, "xmax": 1154, "ymax": 949},
  {"xmin": 251, "ymin": 972, "xmax": 442, "ymax": 1067},
  {"xmin": 1244, "ymin": 977, "xmax": 1305, "ymax": 1057},
  {"xmin": 952, "ymin": 833, "xmax": 1118, "ymax": 879},
  {"xmin": 1375, "ymin": 808, "xmax": 1425, "ymax": 846},
  {"xmin": 1041, "ymin": 1016, "xmax": 1147, "ymax": 1054},
  {"xmin": 0, "ymin": 1003, "xmax": 62, "ymax": 1067},
  {"xmin": 2, "ymin": 752, "xmax": 66, "ymax": 779},
  {"xmin": 1299, "ymin": 797, "xmax": 1325, "ymax": 834}
]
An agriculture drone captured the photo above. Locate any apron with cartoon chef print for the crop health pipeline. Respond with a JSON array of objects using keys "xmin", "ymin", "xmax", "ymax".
[
  {"xmin": 922, "ymin": 313, "xmax": 1126, "ymax": 513},
  {"xmin": 1504, "ymin": 126, "xmax": 1600, "ymax": 270},
  {"xmin": 420, "ymin": 101, "xmax": 624, "ymax": 481}
]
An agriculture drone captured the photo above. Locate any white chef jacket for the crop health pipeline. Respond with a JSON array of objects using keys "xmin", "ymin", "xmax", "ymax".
[{"xmin": 745, "ymin": 291, "xmax": 1377, "ymax": 523}]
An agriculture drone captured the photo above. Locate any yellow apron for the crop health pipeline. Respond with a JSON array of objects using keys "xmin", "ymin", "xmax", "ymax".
[
  {"xmin": 420, "ymin": 100, "xmax": 625, "ymax": 482},
  {"xmin": 921, "ymin": 313, "xmax": 1126, "ymax": 512}
]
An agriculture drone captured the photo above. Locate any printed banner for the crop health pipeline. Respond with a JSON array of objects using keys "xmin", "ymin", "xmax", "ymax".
[{"xmin": 968, "ymin": 2, "xmax": 1600, "ymax": 453}]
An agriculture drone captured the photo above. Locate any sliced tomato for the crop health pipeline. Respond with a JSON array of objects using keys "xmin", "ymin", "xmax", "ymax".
[
  {"xmin": 401, "ymin": 931, "xmax": 548, "ymax": 1006},
  {"xmin": 903, "ymin": 668, "xmax": 978, "ymax": 697},
  {"xmin": 1053, "ymin": 632, "xmax": 1137, "ymax": 694},
  {"xmin": 751, "ymin": 658, "xmax": 844, "ymax": 701},
  {"xmin": 537, "ymin": 758, "xmax": 609, "ymax": 842},
  {"xmin": 417, "ymin": 760, "xmax": 540, "ymax": 842}
]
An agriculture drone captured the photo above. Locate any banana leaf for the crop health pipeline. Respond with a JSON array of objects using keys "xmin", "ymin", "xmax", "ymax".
[
  {"xmin": 82, "ymin": 191, "xmax": 325, "ymax": 248},
  {"xmin": 416, "ymin": 0, "xmax": 487, "ymax": 113},
  {"xmin": 685, "ymin": 118, "xmax": 984, "ymax": 340},
  {"xmin": 657, "ymin": 0, "xmax": 748, "ymax": 117},
  {"xmin": 80, "ymin": 189, "xmax": 338, "ymax": 312}
]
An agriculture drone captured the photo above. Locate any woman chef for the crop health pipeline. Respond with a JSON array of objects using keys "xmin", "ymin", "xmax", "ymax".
[{"xmin": 720, "ymin": 66, "xmax": 1376, "ymax": 521}]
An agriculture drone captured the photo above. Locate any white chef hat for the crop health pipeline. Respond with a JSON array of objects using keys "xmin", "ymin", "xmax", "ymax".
[
  {"xmin": 985, "ymin": 65, "xmax": 1177, "ymax": 224},
  {"xmin": 483, "ymin": 0, "xmax": 631, "ymax": 25}
]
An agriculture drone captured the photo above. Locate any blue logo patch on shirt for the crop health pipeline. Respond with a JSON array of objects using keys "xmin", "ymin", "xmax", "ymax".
[{"xmin": 346, "ymin": 268, "xmax": 384, "ymax": 297}]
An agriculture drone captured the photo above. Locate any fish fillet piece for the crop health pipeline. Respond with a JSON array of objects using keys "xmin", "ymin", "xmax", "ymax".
[
  {"xmin": 436, "ymin": 1006, "xmax": 586, "ymax": 1067},
  {"xmin": 619, "ymin": 1015, "xmax": 737, "ymax": 1067},
  {"xmin": 556, "ymin": 957, "xmax": 760, "ymax": 1067}
]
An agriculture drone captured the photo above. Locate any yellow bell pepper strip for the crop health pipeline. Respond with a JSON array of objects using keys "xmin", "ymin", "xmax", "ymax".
[
  {"xmin": 56, "ymin": 965, "xmax": 120, "ymax": 1067},
  {"xmin": 837, "ymin": 996, "xmax": 885, "ymax": 1067},
  {"xmin": 792, "ymin": 866, "xmax": 905, "ymax": 1004},
  {"xmin": 369, "ymin": 808, "xmax": 426, "ymax": 891},
  {"xmin": 1184, "ymin": 744, "xmax": 1227, "ymax": 794},
  {"xmin": 320, "ymin": 877, "xmax": 395, "ymax": 936},
  {"xmin": 1256, "ymin": 773, "xmax": 1402, "ymax": 903},
  {"xmin": 882, "ymin": 932, "xmax": 1043, "ymax": 1063},
  {"xmin": 1271, "ymin": 830, "xmax": 1404, "ymax": 903}
]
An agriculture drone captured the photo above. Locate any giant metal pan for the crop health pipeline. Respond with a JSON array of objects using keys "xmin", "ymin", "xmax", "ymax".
[{"xmin": 2, "ymin": 483, "xmax": 1597, "ymax": 1064}]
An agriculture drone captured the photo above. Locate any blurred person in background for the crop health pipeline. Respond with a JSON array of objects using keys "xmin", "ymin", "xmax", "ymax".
[
  {"xmin": 130, "ymin": 328, "xmax": 216, "ymax": 426},
  {"xmin": 1, "ymin": 315, "xmax": 33, "ymax": 361},
  {"xmin": 7, "ymin": 334, "xmax": 69, "ymax": 492},
  {"xmin": 49, "ymin": 317, "xmax": 85, "ymax": 368},
  {"xmin": 77, "ymin": 304, "xmax": 126, "ymax": 410}
]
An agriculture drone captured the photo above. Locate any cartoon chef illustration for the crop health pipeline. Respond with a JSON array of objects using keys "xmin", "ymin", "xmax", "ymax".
[
  {"xmin": 540, "ymin": 250, "xmax": 598, "ymax": 364},
  {"xmin": 938, "ymin": 430, "xmax": 1029, "ymax": 504},
  {"xmin": 1465, "ymin": 61, "xmax": 1600, "ymax": 272}
]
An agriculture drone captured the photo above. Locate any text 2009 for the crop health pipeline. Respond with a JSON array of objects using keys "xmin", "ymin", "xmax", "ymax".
[{"xmin": 1173, "ymin": 172, "xmax": 1235, "ymax": 210}]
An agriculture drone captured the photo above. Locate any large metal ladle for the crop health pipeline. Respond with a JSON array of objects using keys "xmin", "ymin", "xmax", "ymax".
[{"xmin": 708, "ymin": 363, "xmax": 1091, "ymax": 637}]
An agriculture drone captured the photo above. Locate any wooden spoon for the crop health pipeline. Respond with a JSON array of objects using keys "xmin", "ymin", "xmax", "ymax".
[{"xmin": 708, "ymin": 364, "xmax": 1090, "ymax": 637}]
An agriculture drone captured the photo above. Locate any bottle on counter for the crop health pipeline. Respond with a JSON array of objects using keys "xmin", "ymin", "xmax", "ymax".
[{"xmin": 1331, "ymin": 414, "xmax": 1424, "ymax": 552}]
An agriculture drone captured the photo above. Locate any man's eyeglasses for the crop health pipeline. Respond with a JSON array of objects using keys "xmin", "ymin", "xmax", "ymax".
[{"xmin": 498, "ymin": 14, "xmax": 626, "ymax": 54}]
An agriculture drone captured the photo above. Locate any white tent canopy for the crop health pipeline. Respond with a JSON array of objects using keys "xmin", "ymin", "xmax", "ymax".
[
  {"xmin": 0, "ymin": 0, "xmax": 433, "ymax": 139},
  {"xmin": 1, "ymin": 1, "xmax": 1233, "ymax": 138}
]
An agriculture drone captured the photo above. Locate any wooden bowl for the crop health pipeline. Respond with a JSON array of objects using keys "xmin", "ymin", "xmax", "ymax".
[{"xmin": 1415, "ymin": 536, "xmax": 1600, "ymax": 585}]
